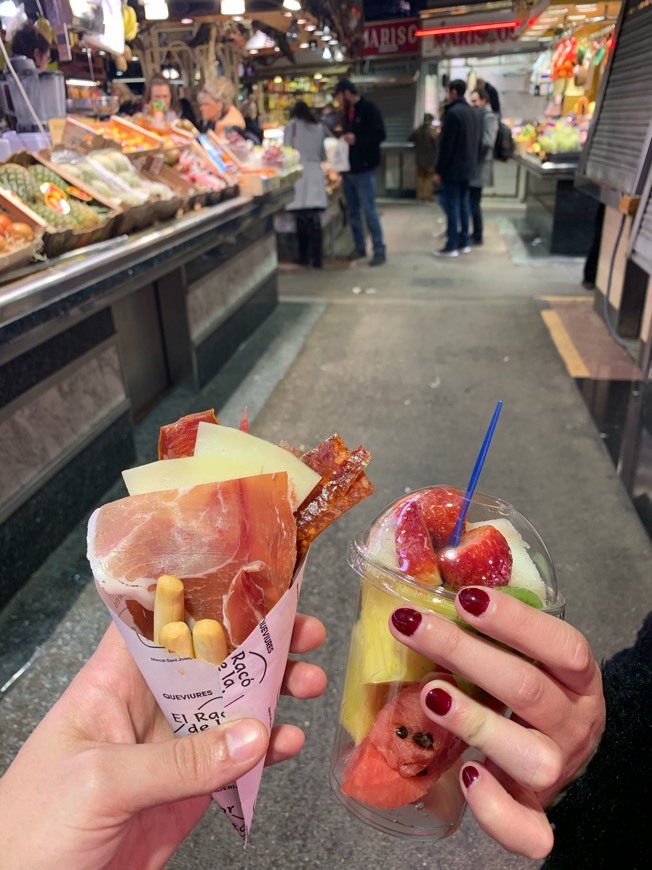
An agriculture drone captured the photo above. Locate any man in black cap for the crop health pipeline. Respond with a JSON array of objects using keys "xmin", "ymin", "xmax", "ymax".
[{"xmin": 334, "ymin": 79, "xmax": 387, "ymax": 266}]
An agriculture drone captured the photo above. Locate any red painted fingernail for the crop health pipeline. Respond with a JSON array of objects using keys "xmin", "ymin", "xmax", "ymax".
[
  {"xmin": 425, "ymin": 687, "xmax": 452, "ymax": 716},
  {"xmin": 391, "ymin": 608, "xmax": 422, "ymax": 636},
  {"xmin": 458, "ymin": 587, "xmax": 490, "ymax": 616},
  {"xmin": 462, "ymin": 766, "xmax": 480, "ymax": 789}
]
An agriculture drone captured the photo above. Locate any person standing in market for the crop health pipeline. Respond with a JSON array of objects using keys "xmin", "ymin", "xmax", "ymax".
[
  {"xmin": 409, "ymin": 113, "xmax": 438, "ymax": 202},
  {"xmin": 144, "ymin": 73, "xmax": 197, "ymax": 127},
  {"xmin": 475, "ymin": 78, "xmax": 501, "ymax": 116},
  {"xmin": 198, "ymin": 77, "xmax": 246, "ymax": 139},
  {"xmin": 468, "ymin": 87, "xmax": 499, "ymax": 246},
  {"xmin": 284, "ymin": 100, "xmax": 329, "ymax": 269},
  {"xmin": 334, "ymin": 79, "xmax": 387, "ymax": 267},
  {"xmin": 9, "ymin": 22, "xmax": 50, "ymax": 69},
  {"xmin": 434, "ymin": 79, "xmax": 481, "ymax": 258}
]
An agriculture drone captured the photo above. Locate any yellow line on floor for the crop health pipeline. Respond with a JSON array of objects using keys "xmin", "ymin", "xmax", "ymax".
[
  {"xmin": 538, "ymin": 295, "xmax": 592, "ymax": 303},
  {"xmin": 541, "ymin": 309, "xmax": 591, "ymax": 378}
]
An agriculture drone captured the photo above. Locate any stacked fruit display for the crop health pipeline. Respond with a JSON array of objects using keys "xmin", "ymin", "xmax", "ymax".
[
  {"xmin": 176, "ymin": 149, "xmax": 228, "ymax": 193},
  {"xmin": 75, "ymin": 117, "xmax": 163, "ymax": 153},
  {"xmin": 0, "ymin": 163, "xmax": 108, "ymax": 232},
  {"xmin": 535, "ymin": 120, "xmax": 581, "ymax": 156},
  {"xmin": 51, "ymin": 149, "xmax": 175, "ymax": 208},
  {"xmin": 0, "ymin": 210, "xmax": 35, "ymax": 249},
  {"xmin": 0, "ymin": 209, "xmax": 41, "ymax": 279}
]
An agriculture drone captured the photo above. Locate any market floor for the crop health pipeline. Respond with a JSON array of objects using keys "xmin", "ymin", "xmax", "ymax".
[{"xmin": 1, "ymin": 203, "xmax": 650, "ymax": 870}]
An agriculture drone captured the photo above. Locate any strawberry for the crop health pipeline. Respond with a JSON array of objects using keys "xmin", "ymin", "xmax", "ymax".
[
  {"xmin": 437, "ymin": 525, "xmax": 512, "ymax": 591},
  {"xmin": 416, "ymin": 486, "xmax": 467, "ymax": 549},
  {"xmin": 394, "ymin": 499, "xmax": 441, "ymax": 584}
]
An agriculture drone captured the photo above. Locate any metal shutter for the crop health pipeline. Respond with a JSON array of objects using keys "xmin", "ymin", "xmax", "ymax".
[
  {"xmin": 368, "ymin": 85, "xmax": 416, "ymax": 143},
  {"xmin": 630, "ymin": 174, "xmax": 652, "ymax": 274},
  {"xmin": 578, "ymin": 0, "xmax": 652, "ymax": 196},
  {"xmin": 357, "ymin": 58, "xmax": 419, "ymax": 144}
]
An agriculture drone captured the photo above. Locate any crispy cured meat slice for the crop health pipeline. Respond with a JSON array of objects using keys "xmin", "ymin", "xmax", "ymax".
[
  {"xmin": 295, "ymin": 434, "xmax": 375, "ymax": 562},
  {"xmin": 158, "ymin": 409, "xmax": 219, "ymax": 459}
]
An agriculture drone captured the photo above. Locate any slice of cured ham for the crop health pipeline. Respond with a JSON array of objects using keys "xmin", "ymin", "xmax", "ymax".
[{"xmin": 87, "ymin": 472, "xmax": 296, "ymax": 649}]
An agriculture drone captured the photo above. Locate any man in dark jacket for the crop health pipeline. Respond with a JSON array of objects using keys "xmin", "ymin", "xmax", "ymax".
[
  {"xmin": 334, "ymin": 79, "xmax": 387, "ymax": 266},
  {"xmin": 434, "ymin": 80, "xmax": 482, "ymax": 257}
]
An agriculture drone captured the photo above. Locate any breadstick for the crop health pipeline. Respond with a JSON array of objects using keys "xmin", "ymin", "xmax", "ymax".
[
  {"xmin": 154, "ymin": 575, "xmax": 185, "ymax": 644},
  {"xmin": 159, "ymin": 621, "xmax": 195, "ymax": 658},
  {"xmin": 192, "ymin": 619, "xmax": 228, "ymax": 665}
]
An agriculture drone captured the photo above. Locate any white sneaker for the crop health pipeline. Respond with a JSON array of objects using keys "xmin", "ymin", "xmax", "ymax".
[
  {"xmin": 433, "ymin": 248, "xmax": 459, "ymax": 258},
  {"xmin": 459, "ymin": 246, "xmax": 472, "ymax": 254}
]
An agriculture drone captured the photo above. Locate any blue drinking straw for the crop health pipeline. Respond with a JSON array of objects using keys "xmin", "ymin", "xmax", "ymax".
[{"xmin": 449, "ymin": 400, "xmax": 503, "ymax": 547}]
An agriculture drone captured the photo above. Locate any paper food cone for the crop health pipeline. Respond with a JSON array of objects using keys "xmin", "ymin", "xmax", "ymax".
[{"xmin": 96, "ymin": 559, "xmax": 307, "ymax": 845}]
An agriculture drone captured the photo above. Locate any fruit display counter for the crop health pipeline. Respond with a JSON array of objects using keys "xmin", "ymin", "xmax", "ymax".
[
  {"xmin": 513, "ymin": 152, "xmax": 599, "ymax": 256},
  {"xmin": 0, "ymin": 186, "xmax": 293, "ymax": 608}
]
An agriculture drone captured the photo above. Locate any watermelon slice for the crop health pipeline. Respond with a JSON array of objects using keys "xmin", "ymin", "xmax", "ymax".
[
  {"xmin": 340, "ymin": 684, "xmax": 466, "ymax": 809},
  {"xmin": 341, "ymin": 741, "xmax": 432, "ymax": 809}
]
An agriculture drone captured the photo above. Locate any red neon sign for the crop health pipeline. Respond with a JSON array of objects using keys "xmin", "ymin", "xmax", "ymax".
[{"xmin": 415, "ymin": 21, "xmax": 520, "ymax": 37}]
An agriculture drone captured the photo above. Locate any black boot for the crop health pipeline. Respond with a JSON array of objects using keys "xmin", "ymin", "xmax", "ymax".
[
  {"xmin": 295, "ymin": 212, "xmax": 310, "ymax": 266},
  {"xmin": 309, "ymin": 212, "xmax": 323, "ymax": 268}
]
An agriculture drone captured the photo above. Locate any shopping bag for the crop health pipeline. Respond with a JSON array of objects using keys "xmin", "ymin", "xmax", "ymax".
[{"xmin": 325, "ymin": 137, "xmax": 350, "ymax": 173}]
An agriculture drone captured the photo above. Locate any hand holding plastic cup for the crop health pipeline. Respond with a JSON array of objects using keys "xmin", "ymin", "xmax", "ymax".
[{"xmin": 329, "ymin": 486, "xmax": 565, "ymax": 839}]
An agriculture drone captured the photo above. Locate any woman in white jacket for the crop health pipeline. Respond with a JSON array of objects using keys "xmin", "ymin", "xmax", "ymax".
[{"xmin": 284, "ymin": 101, "xmax": 329, "ymax": 268}]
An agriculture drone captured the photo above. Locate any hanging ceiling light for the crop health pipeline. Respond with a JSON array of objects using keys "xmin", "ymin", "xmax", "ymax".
[
  {"xmin": 322, "ymin": 46, "xmax": 332, "ymax": 61},
  {"xmin": 221, "ymin": 0, "xmax": 245, "ymax": 15},
  {"xmin": 0, "ymin": 0, "xmax": 18, "ymax": 19},
  {"xmin": 321, "ymin": 26, "xmax": 331, "ymax": 41},
  {"xmin": 143, "ymin": 0, "xmax": 169, "ymax": 20},
  {"xmin": 283, "ymin": 0, "xmax": 302, "ymax": 11},
  {"xmin": 245, "ymin": 30, "xmax": 276, "ymax": 51}
]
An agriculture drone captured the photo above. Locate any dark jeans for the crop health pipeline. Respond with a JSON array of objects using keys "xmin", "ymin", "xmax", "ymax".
[
  {"xmin": 342, "ymin": 170, "xmax": 385, "ymax": 255},
  {"xmin": 442, "ymin": 180, "xmax": 470, "ymax": 251},
  {"xmin": 469, "ymin": 186, "xmax": 483, "ymax": 242}
]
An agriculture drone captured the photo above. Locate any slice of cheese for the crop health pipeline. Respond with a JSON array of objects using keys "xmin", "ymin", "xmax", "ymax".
[
  {"xmin": 194, "ymin": 423, "xmax": 321, "ymax": 507},
  {"xmin": 122, "ymin": 425, "xmax": 321, "ymax": 510}
]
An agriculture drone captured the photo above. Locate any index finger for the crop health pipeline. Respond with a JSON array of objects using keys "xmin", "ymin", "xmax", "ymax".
[
  {"xmin": 289, "ymin": 613, "xmax": 326, "ymax": 655},
  {"xmin": 453, "ymin": 588, "xmax": 598, "ymax": 695}
]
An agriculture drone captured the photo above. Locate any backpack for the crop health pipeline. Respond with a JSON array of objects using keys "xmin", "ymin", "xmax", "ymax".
[{"xmin": 494, "ymin": 120, "xmax": 515, "ymax": 161}]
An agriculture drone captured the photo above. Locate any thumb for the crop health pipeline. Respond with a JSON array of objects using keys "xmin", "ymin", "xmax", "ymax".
[{"xmin": 102, "ymin": 718, "xmax": 269, "ymax": 814}]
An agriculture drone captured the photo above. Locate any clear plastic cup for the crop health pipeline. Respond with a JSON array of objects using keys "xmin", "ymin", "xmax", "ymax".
[{"xmin": 329, "ymin": 486, "xmax": 565, "ymax": 840}]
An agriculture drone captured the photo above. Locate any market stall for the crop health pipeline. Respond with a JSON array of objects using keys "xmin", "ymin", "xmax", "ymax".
[
  {"xmin": 0, "ymin": 184, "xmax": 294, "ymax": 609},
  {"xmin": 512, "ymin": 149, "xmax": 598, "ymax": 255},
  {"xmin": 574, "ymin": 0, "xmax": 652, "ymax": 367},
  {"xmin": 0, "ymin": 2, "xmax": 307, "ymax": 604}
]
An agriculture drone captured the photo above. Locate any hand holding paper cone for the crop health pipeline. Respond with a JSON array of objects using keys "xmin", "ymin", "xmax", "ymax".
[
  {"xmin": 87, "ymin": 410, "xmax": 374, "ymax": 842},
  {"xmin": 0, "ymin": 615, "xmax": 326, "ymax": 870}
]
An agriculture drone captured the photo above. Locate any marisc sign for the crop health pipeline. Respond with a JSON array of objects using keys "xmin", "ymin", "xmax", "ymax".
[
  {"xmin": 362, "ymin": 18, "xmax": 419, "ymax": 57},
  {"xmin": 421, "ymin": 26, "xmax": 541, "ymax": 58}
]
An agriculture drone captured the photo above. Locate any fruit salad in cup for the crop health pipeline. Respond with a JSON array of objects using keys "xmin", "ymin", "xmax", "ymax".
[{"xmin": 329, "ymin": 486, "xmax": 563, "ymax": 838}]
